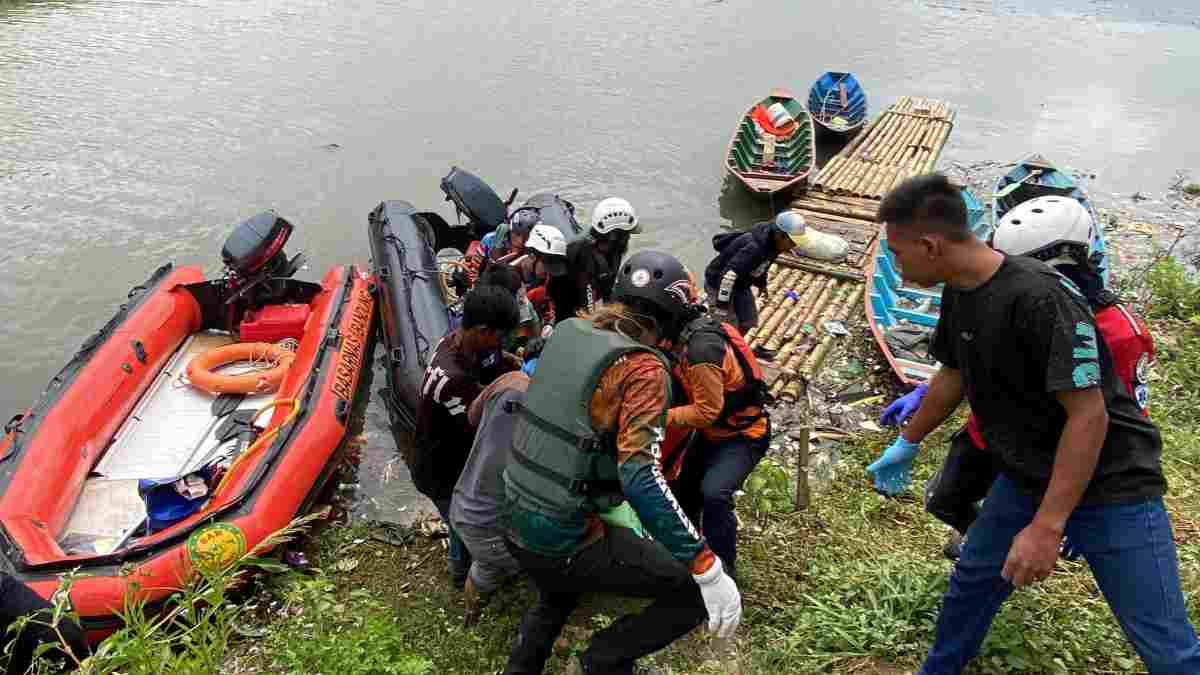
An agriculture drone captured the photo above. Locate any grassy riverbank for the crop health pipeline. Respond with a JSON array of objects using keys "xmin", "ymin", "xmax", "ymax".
[{"xmin": 23, "ymin": 254, "xmax": 1199, "ymax": 675}]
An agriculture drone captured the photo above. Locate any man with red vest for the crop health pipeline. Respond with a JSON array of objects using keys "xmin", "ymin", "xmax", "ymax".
[
  {"xmin": 667, "ymin": 307, "xmax": 771, "ymax": 581},
  {"xmin": 879, "ymin": 195, "xmax": 1155, "ymax": 559}
]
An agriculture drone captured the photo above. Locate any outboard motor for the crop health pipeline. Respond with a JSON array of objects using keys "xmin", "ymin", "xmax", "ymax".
[
  {"xmin": 220, "ymin": 212, "xmax": 306, "ymax": 307},
  {"xmin": 214, "ymin": 211, "xmax": 309, "ymax": 334}
]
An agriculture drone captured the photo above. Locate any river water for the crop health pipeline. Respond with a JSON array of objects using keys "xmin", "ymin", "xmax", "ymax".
[{"xmin": 2, "ymin": 0, "xmax": 1197, "ymax": 521}]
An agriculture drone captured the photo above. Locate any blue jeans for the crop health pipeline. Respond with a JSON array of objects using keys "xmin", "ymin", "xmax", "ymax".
[
  {"xmin": 920, "ymin": 475, "xmax": 1200, "ymax": 675},
  {"xmin": 669, "ymin": 431, "xmax": 768, "ymax": 576},
  {"xmin": 432, "ymin": 497, "xmax": 471, "ymax": 580}
]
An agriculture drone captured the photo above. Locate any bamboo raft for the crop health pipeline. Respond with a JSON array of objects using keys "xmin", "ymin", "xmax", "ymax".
[
  {"xmin": 737, "ymin": 95, "xmax": 957, "ymax": 395},
  {"xmin": 744, "ymin": 269, "xmax": 863, "ymax": 402},
  {"xmin": 808, "ymin": 96, "xmax": 955, "ymax": 200}
]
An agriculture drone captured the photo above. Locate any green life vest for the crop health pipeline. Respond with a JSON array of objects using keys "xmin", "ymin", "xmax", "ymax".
[{"xmin": 503, "ymin": 318, "xmax": 669, "ymax": 523}]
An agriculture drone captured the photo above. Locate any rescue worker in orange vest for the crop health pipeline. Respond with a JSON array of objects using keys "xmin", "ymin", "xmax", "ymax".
[{"xmin": 666, "ymin": 294, "xmax": 771, "ymax": 582}]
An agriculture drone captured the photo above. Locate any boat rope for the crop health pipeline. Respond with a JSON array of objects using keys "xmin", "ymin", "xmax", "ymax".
[
  {"xmin": 381, "ymin": 233, "xmax": 443, "ymax": 372},
  {"xmin": 214, "ymin": 397, "xmax": 299, "ymax": 494}
]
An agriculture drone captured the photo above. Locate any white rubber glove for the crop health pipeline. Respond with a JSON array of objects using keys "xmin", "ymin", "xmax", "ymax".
[{"xmin": 692, "ymin": 557, "xmax": 742, "ymax": 638}]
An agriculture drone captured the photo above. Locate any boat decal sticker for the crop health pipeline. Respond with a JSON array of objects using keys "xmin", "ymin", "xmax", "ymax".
[
  {"xmin": 332, "ymin": 286, "xmax": 372, "ymax": 402},
  {"xmin": 187, "ymin": 522, "xmax": 246, "ymax": 572}
]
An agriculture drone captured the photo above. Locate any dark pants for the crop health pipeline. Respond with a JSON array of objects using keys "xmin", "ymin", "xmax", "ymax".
[
  {"xmin": 503, "ymin": 527, "xmax": 706, "ymax": 675},
  {"xmin": 923, "ymin": 428, "xmax": 997, "ymax": 535},
  {"xmin": 670, "ymin": 431, "xmax": 768, "ymax": 576},
  {"xmin": 1, "ymin": 574, "xmax": 89, "ymax": 675},
  {"xmin": 705, "ymin": 285, "xmax": 759, "ymax": 335},
  {"xmin": 919, "ymin": 475, "xmax": 1200, "ymax": 674}
]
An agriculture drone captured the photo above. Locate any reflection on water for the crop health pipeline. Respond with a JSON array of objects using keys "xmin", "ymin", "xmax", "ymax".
[{"xmin": 1, "ymin": 0, "xmax": 1197, "ymax": 521}]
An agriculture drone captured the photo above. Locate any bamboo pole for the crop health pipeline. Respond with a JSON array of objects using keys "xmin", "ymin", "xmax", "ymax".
[
  {"xmin": 769, "ymin": 375, "xmax": 789, "ymax": 398},
  {"xmin": 838, "ymin": 109, "xmax": 886, "ymax": 158},
  {"xmin": 813, "ymin": 155, "xmax": 846, "ymax": 187},
  {"xmin": 764, "ymin": 276, "xmax": 825, "ymax": 343},
  {"xmin": 880, "ymin": 115, "xmax": 919, "ymax": 166},
  {"xmin": 784, "ymin": 200, "xmax": 877, "ymax": 223},
  {"xmin": 769, "ymin": 282, "xmax": 832, "ymax": 352},
  {"xmin": 753, "ymin": 294, "xmax": 799, "ymax": 347},
  {"xmin": 794, "ymin": 426, "xmax": 810, "ymax": 511}
]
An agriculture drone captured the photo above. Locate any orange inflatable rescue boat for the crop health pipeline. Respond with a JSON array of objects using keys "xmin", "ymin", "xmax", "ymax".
[{"xmin": 0, "ymin": 212, "xmax": 376, "ymax": 641}]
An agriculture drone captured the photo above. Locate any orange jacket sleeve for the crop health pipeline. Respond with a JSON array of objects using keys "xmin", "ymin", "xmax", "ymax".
[{"xmin": 667, "ymin": 362, "xmax": 726, "ymax": 429}]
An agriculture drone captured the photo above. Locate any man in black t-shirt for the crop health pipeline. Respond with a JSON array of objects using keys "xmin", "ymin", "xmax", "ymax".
[
  {"xmin": 414, "ymin": 285, "xmax": 520, "ymax": 589},
  {"xmin": 866, "ymin": 174, "xmax": 1199, "ymax": 674}
]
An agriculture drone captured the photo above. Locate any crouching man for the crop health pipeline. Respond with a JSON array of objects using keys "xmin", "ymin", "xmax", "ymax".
[{"xmin": 501, "ymin": 251, "xmax": 741, "ymax": 675}]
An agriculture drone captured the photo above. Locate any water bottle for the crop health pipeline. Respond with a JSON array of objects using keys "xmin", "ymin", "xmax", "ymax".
[{"xmin": 717, "ymin": 270, "xmax": 736, "ymax": 306}]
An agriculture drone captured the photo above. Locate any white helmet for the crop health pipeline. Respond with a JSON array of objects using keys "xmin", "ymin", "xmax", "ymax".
[
  {"xmin": 590, "ymin": 197, "xmax": 640, "ymax": 235},
  {"xmin": 992, "ymin": 196, "xmax": 1093, "ymax": 266},
  {"xmin": 527, "ymin": 223, "xmax": 567, "ymax": 257}
]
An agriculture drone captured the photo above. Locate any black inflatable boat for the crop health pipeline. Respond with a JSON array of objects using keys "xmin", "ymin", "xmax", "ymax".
[{"xmin": 367, "ymin": 201, "xmax": 453, "ymax": 431}]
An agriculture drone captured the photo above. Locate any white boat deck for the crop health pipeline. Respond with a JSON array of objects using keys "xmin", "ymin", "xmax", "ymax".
[{"xmin": 60, "ymin": 331, "xmax": 277, "ymax": 556}]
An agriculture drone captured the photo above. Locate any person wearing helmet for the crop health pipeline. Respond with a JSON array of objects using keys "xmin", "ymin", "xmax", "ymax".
[
  {"xmin": 513, "ymin": 223, "xmax": 569, "ymax": 325},
  {"xmin": 547, "ymin": 197, "xmax": 643, "ymax": 324},
  {"xmin": 881, "ymin": 194, "xmax": 1156, "ymax": 560},
  {"xmin": 702, "ymin": 211, "xmax": 805, "ymax": 334},
  {"xmin": 485, "ymin": 208, "xmax": 540, "ymax": 264},
  {"xmin": 501, "ymin": 250, "xmax": 741, "ymax": 675},
  {"xmin": 665, "ymin": 305, "xmax": 771, "ymax": 581},
  {"xmin": 866, "ymin": 174, "xmax": 1196, "ymax": 675}
]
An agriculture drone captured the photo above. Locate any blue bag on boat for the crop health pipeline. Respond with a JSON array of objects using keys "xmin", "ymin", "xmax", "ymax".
[{"xmin": 139, "ymin": 467, "xmax": 215, "ymax": 533}]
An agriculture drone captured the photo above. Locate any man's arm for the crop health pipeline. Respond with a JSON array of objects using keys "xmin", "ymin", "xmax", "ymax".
[
  {"xmin": 667, "ymin": 362, "xmax": 725, "ymax": 429},
  {"xmin": 1036, "ymin": 388, "xmax": 1108, "ymax": 531},
  {"xmin": 611, "ymin": 360, "xmax": 710, "ymax": 569},
  {"xmin": 1002, "ymin": 387, "xmax": 1107, "ymax": 587},
  {"xmin": 899, "ymin": 366, "xmax": 965, "ymax": 443}
]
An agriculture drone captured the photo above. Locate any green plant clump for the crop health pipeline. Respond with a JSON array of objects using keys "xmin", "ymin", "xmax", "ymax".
[
  {"xmin": 1147, "ymin": 257, "xmax": 1200, "ymax": 321},
  {"xmin": 264, "ymin": 575, "xmax": 432, "ymax": 675}
]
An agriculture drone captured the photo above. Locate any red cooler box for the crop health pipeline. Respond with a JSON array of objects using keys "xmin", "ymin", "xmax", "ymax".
[{"xmin": 238, "ymin": 304, "xmax": 311, "ymax": 342}]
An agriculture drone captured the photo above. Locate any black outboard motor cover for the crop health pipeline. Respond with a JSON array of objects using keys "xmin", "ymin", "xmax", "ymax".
[
  {"xmin": 222, "ymin": 211, "xmax": 293, "ymax": 276},
  {"xmin": 367, "ymin": 200, "xmax": 452, "ymax": 432},
  {"xmin": 440, "ymin": 166, "xmax": 507, "ymax": 237},
  {"xmin": 513, "ymin": 192, "xmax": 585, "ymax": 243}
]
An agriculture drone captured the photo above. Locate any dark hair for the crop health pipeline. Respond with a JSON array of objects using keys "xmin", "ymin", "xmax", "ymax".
[
  {"xmin": 462, "ymin": 284, "xmax": 519, "ymax": 332},
  {"xmin": 479, "ymin": 263, "xmax": 522, "ymax": 295},
  {"xmin": 877, "ymin": 173, "xmax": 968, "ymax": 241}
]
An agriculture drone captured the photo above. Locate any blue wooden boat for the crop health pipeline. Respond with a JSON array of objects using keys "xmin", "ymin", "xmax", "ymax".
[
  {"xmin": 992, "ymin": 153, "xmax": 1110, "ymax": 286},
  {"xmin": 807, "ymin": 72, "xmax": 868, "ymax": 137},
  {"xmin": 865, "ymin": 187, "xmax": 988, "ymax": 384}
]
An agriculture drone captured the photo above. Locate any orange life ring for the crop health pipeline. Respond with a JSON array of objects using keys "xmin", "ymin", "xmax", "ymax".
[{"xmin": 186, "ymin": 342, "xmax": 295, "ymax": 395}]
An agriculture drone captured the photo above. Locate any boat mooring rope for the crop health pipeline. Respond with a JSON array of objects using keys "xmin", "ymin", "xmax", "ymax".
[{"xmin": 381, "ymin": 233, "xmax": 443, "ymax": 372}]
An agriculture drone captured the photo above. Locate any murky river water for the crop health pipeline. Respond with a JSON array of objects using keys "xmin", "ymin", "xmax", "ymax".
[{"xmin": 2, "ymin": 0, "xmax": 1197, "ymax": 520}]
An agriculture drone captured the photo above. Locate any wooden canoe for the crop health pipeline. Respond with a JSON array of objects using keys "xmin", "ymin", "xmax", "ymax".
[
  {"xmin": 865, "ymin": 188, "xmax": 989, "ymax": 385},
  {"xmin": 807, "ymin": 71, "xmax": 868, "ymax": 137},
  {"xmin": 724, "ymin": 88, "xmax": 816, "ymax": 196},
  {"xmin": 992, "ymin": 153, "xmax": 1110, "ymax": 286}
]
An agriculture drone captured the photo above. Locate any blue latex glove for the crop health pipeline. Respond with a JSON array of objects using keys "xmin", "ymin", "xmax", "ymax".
[
  {"xmin": 521, "ymin": 358, "xmax": 539, "ymax": 377},
  {"xmin": 880, "ymin": 383, "xmax": 929, "ymax": 427},
  {"xmin": 867, "ymin": 437, "xmax": 921, "ymax": 496}
]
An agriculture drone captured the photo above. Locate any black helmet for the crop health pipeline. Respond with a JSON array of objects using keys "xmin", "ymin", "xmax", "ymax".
[
  {"xmin": 509, "ymin": 208, "xmax": 541, "ymax": 235},
  {"xmin": 612, "ymin": 250, "xmax": 697, "ymax": 339}
]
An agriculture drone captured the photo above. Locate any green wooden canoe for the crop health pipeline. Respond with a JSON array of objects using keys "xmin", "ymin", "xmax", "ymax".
[{"xmin": 725, "ymin": 88, "xmax": 815, "ymax": 196}]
